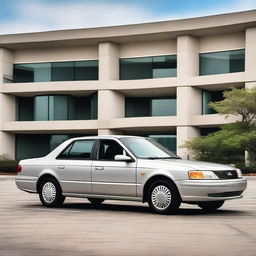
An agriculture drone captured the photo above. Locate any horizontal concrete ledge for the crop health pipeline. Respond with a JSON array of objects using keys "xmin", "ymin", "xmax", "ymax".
[
  {"xmin": 191, "ymin": 114, "xmax": 239, "ymax": 126},
  {"xmin": 2, "ymin": 114, "xmax": 241, "ymax": 133},
  {"xmin": 2, "ymin": 120, "xmax": 98, "ymax": 133},
  {"xmin": 1, "ymin": 81, "xmax": 100, "ymax": 96},
  {"xmin": 187, "ymin": 72, "xmax": 246, "ymax": 88},
  {"xmin": 109, "ymin": 116, "xmax": 178, "ymax": 130}
]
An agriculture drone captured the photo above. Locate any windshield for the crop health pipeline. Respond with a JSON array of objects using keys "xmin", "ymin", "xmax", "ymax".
[{"xmin": 120, "ymin": 137, "xmax": 180, "ymax": 159}]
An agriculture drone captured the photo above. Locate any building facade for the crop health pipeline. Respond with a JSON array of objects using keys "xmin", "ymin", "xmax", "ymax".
[{"xmin": 0, "ymin": 10, "xmax": 256, "ymax": 160}]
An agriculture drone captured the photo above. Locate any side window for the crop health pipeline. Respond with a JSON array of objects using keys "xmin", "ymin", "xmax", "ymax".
[
  {"xmin": 57, "ymin": 143, "xmax": 73, "ymax": 159},
  {"xmin": 67, "ymin": 140, "xmax": 94, "ymax": 160},
  {"xmin": 98, "ymin": 140, "xmax": 125, "ymax": 161}
]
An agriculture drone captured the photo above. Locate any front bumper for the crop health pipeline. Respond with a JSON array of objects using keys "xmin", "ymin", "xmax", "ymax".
[{"xmin": 176, "ymin": 177, "xmax": 247, "ymax": 202}]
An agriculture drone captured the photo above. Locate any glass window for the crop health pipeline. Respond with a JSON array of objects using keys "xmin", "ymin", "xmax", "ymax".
[
  {"xmin": 67, "ymin": 140, "xmax": 94, "ymax": 160},
  {"xmin": 125, "ymin": 98, "xmax": 150, "ymax": 117},
  {"xmin": 151, "ymin": 98, "xmax": 176, "ymax": 116},
  {"xmin": 120, "ymin": 55, "xmax": 177, "ymax": 80},
  {"xmin": 120, "ymin": 57, "xmax": 152, "ymax": 80},
  {"xmin": 152, "ymin": 55, "xmax": 177, "ymax": 78},
  {"xmin": 200, "ymin": 49, "xmax": 245, "ymax": 76},
  {"xmin": 14, "ymin": 63, "xmax": 51, "ymax": 83},
  {"xmin": 202, "ymin": 90, "xmax": 224, "ymax": 114},
  {"xmin": 68, "ymin": 97, "xmax": 91, "ymax": 120},
  {"xmin": 34, "ymin": 96, "xmax": 49, "ymax": 121},
  {"xmin": 16, "ymin": 134, "xmax": 50, "ymax": 160},
  {"xmin": 98, "ymin": 140, "xmax": 124, "ymax": 160},
  {"xmin": 75, "ymin": 60, "xmax": 98, "ymax": 80},
  {"xmin": 125, "ymin": 97, "xmax": 176, "ymax": 117},
  {"xmin": 57, "ymin": 143, "xmax": 73, "ymax": 159},
  {"xmin": 49, "ymin": 95, "xmax": 69, "ymax": 120},
  {"xmin": 17, "ymin": 94, "xmax": 97, "ymax": 121},
  {"xmin": 16, "ymin": 97, "xmax": 34, "ymax": 121},
  {"xmin": 51, "ymin": 61, "xmax": 74, "ymax": 81}
]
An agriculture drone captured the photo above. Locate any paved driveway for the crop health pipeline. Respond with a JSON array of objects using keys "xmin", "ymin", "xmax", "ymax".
[{"xmin": 0, "ymin": 176, "xmax": 256, "ymax": 256}]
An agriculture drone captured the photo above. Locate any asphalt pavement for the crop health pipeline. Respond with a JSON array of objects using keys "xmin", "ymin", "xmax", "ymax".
[{"xmin": 0, "ymin": 176, "xmax": 256, "ymax": 256}]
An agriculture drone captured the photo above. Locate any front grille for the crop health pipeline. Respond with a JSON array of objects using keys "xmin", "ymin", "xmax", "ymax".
[
  {"xmin": 213, "ymin": 170, "xmax": 238, "ymax": 179},
  {"xmin": 208, "ymin": 191, "xmax": 243, "ymax": 197}
]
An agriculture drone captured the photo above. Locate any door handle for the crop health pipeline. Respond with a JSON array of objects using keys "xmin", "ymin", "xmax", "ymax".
[
  {"xmin": 95, "ymin": 166, "xmax": 104, "ymax": 171},
  {"xmin": 58, "ymin": 165, "xmax": 65, "ymax": 169}
]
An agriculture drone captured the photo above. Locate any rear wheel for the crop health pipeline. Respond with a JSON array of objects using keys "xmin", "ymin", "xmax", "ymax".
[
  {"xmin": 87, "ymin": 198, "xmax": 105, "ymax": 206},
  {"xmin": 197, "ymin": 201, "xmax": 225, "ymax": 211},
  {"xmin": 39, "ymin": 177, "xmax": 65, "ymax": 207},
  {"xmin": 148, "ymin": 180, "xmax": 181, "ymax": 214}
]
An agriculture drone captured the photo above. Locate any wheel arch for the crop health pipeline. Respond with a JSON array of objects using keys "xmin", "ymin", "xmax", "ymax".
[
  {"xmin": 142, "ymin": 175, "xmax": 180, "ymax": 203},
  {"xmin": 36, "ymin": 172, "xmax": 61, "ymax": 193}
]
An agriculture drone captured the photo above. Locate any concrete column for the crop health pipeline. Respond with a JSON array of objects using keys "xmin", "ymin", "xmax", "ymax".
[
  {"xmin": 176, "ymin": 126, "xmax": 200, "ymax": 160},
  {"xmin": 177, "ymin": 86, "xmax": 201, "ymax": 125},
  {"xmin": 176, "ymin": 36, "xmax": 200, "ymax": 158},
  {"xmin": 0, "ymin": 48, "xmax": 14, "ymax": 82},
  {"xmin": 177, "ymin": 35, "xmax": 199, "ymax": 83},
  {"xmin": 97, "ymin": 90, "xmax": 124, "ymax": 135},
  {"xmin": 176, "ymin": 86, "xmax": 201, "ymax": 159},
  {"xmin": 99, "ymin": 42, "xmax": 119, "ymax": 81},
  {"xmin": 0, "ymin": 48, "xmax": 15, "ymax": 159},
  {"xmin": 245, "ymin": 27, "xmax": 256, "ymax": 81}
]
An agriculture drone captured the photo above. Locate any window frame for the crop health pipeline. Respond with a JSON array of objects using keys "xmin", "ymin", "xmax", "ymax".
[
  {"xmin": 94, "ymin": 139, "xmax": 136, "ymax": 162},
  {"xmin": 56, "ymin": 139, "xmax": 97, "ymax": 160}
]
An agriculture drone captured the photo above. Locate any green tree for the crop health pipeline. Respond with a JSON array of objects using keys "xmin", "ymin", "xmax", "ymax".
[{"xmin": 184, "ymin": 88, "xmax": 256, "ymax": 167}]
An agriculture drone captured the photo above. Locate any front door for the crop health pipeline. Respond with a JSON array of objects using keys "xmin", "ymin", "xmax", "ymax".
[{"xmin": 92, "ymin": 139, "xmax": 137, "ymax": 197}]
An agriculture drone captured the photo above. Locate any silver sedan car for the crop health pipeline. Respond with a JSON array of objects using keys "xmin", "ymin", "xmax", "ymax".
[{"xmin": 16, "ymin": 136, "xmax": 247, "ymax": 214}]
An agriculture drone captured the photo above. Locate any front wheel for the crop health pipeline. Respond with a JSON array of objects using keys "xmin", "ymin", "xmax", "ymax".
[
  {"xmin": 197, "ymin": 201, "xmax": 225, "ymax": 211},
  {"xmin": 148, "ymin": 180, "xmax": 181, "ymax": 214},
  {"xmin": 39, "ymin": 178, "xmax": 65, "ymax": 207}
]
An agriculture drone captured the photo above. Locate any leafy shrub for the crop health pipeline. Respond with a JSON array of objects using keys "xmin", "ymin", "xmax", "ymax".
[{"xmin": 0, "ymin": 160, "xmax": 19, "ymax": 173}]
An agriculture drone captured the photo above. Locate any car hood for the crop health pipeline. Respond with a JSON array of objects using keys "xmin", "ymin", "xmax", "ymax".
[{"xmin": 137, "ymin": 159, "xmax": 236, "ymax": 171}]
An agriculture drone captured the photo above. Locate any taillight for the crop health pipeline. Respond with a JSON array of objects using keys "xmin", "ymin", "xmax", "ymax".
[{"xmin": 17, "ymin": 164, "xmax": 22, "ymax": 173}]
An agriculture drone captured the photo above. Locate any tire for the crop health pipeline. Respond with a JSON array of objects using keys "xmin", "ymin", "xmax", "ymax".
[
  {"xmin": 39, "ymin": 177, "xmax": 65, "ymax": 207},
  {"xmin": 197, "ymin": 201, "xmax": 225, "ymax": 211},
  {"xmin": 148, "ymin": 180, "xmax": 181, "ymax": 214},
  {"xmin": 87, "ymin": 198, "xmax": 105, "ymax": 205}
]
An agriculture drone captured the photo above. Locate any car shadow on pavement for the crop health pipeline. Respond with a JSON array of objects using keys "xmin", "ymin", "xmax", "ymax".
[{"xmin": 23, "ymin": 202, "xmax": 246, "ymax": 216}]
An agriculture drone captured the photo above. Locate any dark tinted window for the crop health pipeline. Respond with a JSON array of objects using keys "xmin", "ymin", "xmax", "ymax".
[
  {"xmin": 57, "ymin": 143, "xmax": 73, "ymax": 159},
  {"xmin": 67, "ymin": 140, "xmax": 94, "ymax": 160},
  {"xmin": 120, "ymin": 55, "xmax": 177, "ymax": 80},
  {"xmin": 200, "ymin": 49, "xmax": 245, "ymax": 76},
  {"xmin": 51, "ymin": 62, "xmax": 74, "ymax": 81},
  {"xmin": 98, "ymin": 140, "xmax": 124, "ymax": 160},
  {"xmin": 75, "ymin": 60, "xmax": 98, "ymax": 80}
]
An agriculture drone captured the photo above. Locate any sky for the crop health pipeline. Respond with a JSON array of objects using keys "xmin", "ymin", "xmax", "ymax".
[{"xmin": 0, "ymin": 0, "xmax": 256, "ymax": 35}]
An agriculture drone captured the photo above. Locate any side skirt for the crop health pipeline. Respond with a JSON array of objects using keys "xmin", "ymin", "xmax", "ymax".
[{"xmin": 62, "ymin": 193, "xmax": 143, "ymax": 202}]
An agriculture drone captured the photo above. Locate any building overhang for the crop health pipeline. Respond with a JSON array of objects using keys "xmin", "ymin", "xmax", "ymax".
[{"xmin": 0, "ymin": 10, "xmax": 256, "ymax": 49}]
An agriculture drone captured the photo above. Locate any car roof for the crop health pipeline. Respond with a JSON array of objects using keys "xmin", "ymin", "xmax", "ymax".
[{"xmin": 69, "ymin": 135, "xmax": 144, "ymax": 141}]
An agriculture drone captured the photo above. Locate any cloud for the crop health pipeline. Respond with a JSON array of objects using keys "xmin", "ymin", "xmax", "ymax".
[
  {"xmin": 0, "ymin": 1, "xmax": 157, "ymax": 34},
  {"xmin": 0, "ymin": 0, "xmax": 255, "ymax": 35}
]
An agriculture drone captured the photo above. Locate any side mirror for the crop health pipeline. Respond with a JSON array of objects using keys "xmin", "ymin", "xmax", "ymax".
[{"xmin": 114, "ymin": 155, "xmax": 133, "ymax": 162}]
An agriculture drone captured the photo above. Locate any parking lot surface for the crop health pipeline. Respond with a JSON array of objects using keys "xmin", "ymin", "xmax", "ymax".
[{"xmin": 0, "ymin": 176, "xmax": 256, "ymax": 256}]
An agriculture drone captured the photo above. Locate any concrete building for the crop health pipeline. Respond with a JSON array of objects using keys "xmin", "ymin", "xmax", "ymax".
[{"xmin": 0, "ymin": 10, "xmax": 256, "ymax": 160}]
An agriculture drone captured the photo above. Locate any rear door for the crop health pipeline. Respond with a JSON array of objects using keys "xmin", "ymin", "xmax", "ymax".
[
  {"xmin": 56, "ymin": 139, "xmax": 95, "ymax": 194},
  {"xmin": 92, "ymin": 139, "xmax": 137, "ymax": 197}
]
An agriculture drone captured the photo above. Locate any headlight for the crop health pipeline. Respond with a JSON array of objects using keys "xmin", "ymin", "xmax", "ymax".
[
  {"xmin": 236, "ymin": 168, "xmax": 243, "ymax": 178},
  {"xmin": 188, "ymin": 171, "xmax": 219, "ymax": 180}
]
